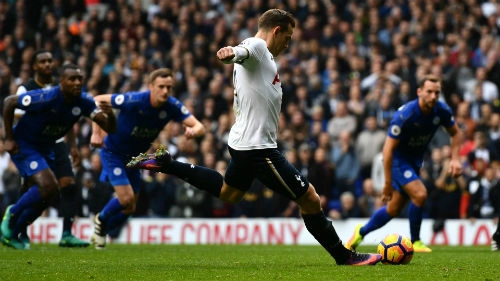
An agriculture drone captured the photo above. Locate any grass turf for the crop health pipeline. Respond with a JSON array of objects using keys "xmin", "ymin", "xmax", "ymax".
[{"xmin": 0, "ymin": 244, "xmax": 498, "ymax": 281}]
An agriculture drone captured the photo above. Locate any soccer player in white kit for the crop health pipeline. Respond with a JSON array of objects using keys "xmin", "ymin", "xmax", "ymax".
[{"xmin": 128, "ymin": 8, "xmax": 381, "ymax": 265}]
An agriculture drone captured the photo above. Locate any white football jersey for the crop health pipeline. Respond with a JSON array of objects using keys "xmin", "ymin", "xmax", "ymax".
[{"xmin": 228, "ymin": 37, "xmax": 282, "ymax": 151}]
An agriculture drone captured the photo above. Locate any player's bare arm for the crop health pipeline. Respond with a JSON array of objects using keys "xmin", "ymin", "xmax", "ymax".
[
  {"xmin": 2, "ymin": 95, "xmax": 20, "ymax": 154},
  {"xmin": 90, "ymin": 94, "xmax": 114, "ymax": 146},
  {"xmin": 182, "ymin": 115, "xmax": 205, "ymax": 139},
  {"xmin": 446, "ymin": 123, "xmax": 463, "ymax": 178},
  {"xmin": 90, "ymin": 100, "xmax": 116, "ymax": 133}
]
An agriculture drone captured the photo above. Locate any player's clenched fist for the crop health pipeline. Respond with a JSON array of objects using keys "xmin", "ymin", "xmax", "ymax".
[{"xmin": 217, "ymin": 46, "xmax": 235, "ymax": 61}]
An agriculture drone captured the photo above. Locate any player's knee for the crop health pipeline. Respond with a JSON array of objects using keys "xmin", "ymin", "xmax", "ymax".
[
  {"xmin": 118, "ymin": 194, "xmax": 136, "ymax": 209},
  {"xmin": 413, "ymin": 191, "xmax": 427, "ymax": 207},
  {"xmin": 38, "ymin": 181, "xmax": 60, "ymax": 199}
]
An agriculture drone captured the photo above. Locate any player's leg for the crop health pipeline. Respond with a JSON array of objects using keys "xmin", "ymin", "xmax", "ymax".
[
  {"xmin": 92, "ymin": 149, "xmax": 136, "ymax": 249},
  {"xmin": 492, "ymin": 215, "xmax": 500, "ymax": 251},
  {"xmin": 58, "ymin": 176, "xmax": 90, "ymax": 247},
  {"xmin": 92, "ymin": 184, "xmax": 134, "ymax": 249},
  {"xmin": 403, "ymin": 179, "xmax": 431, "ymax": 252},
  {"xmin": 53, "ymin": 141, "xmax": 89, "ymax": 247},
  {"xmin": 127, "ymin": 146, "xmax": 225, "ymax": 199},
  {"xmin": 346, "ymin": 160, "xmax": 417, "ymax": 250},
  {"xmin": 346, "ymin": 191, "xmax": 408, "ymax": 250},
  {"xmin": 256, "ymin": 148, "xmax": 380, "ymax": 265},
  {"xmin": 17, "ymin": 178, "xmax": 31, "ymax": 248},
  {"xmin": 2, "ymin": 168, "xmax": 58, "ymax": 249}
]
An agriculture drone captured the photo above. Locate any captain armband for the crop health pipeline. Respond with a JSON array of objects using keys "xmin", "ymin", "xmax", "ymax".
[
  {"xmin": 90, "ymin": 108, "xmax": 107, "ymax": 120},
  {"xmin": 230, "ymin": 46, "xmax": 249, "ymax": 63}
]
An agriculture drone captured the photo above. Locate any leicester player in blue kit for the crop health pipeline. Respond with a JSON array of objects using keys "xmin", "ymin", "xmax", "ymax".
[
  {"xmin": 89, "ymin": 68, "xmax": 205, "ymax": 249},
  {"xmin": 346, "ymin": 75, "xmax": 463, "ymax": 252},
  {"xmin": 15, "ymin": 50, "xmax": 90, "ymax": 248},
  {"xmin": 1, "ymin": 64, "xmax": 117, "ymax": 249},
  {"xmin": 127, "ymin": 9, "xmax": 381, "ymax": 265}
]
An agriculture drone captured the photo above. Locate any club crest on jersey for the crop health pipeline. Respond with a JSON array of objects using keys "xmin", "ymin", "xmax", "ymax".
[
  {"xmin": 391, "ymin": 125, "xmax": 401, "ymax": 136},
  {"xmin": 159, "ymin": 110, "xmax": 167, "ymax": 119},
  {"xmin": 114, "ymin": 94, "xmax": 125, "ymax": 105},
  {"xmin": 181, "ymin": 105, "xmax": 189, "ymax": 115},
  {"xmin": 72, "ymin": 107, "xmax": 81, "ymax": 116},
  {"xmin": 113, "ymin": 167, "xmax": 122, "ymax": 176},
  {"xmin": 29, "ymin": 161, "xmax": 38, "ymax": 170},
  {"xmin": 404, "ymin": 170, "xmax": 412, "ymax": 178},
  {"xmin": 21, "ymin": 95, "xmax": 31, "ymax": 106},
  {"xmin": 295, "ymin": 174, "xmax": 305, "ymax": 187},
  {"xmin": 433, "ymin": 117, "xmax": 440, "ymax": 125}
]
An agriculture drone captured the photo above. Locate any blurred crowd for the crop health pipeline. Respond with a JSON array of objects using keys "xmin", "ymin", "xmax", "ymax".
[{"xmin": 0, "ymin": 0, "xmax": 500, "ymax": 228}]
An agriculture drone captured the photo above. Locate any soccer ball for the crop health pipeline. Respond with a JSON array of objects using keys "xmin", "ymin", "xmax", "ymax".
[{"xmin": 377, "ymin": 234, "xmax": 414, "ymax": 265}]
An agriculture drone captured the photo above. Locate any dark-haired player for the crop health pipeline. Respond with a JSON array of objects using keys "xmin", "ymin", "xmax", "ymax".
[
  {"xmin": 1, "ymin": 64, "xmax": 116, "ymax": 249},
  {"xmin": 13, "ymin": 50, "xmax": 90, "ymax": 248},
  {"xmin": 346, "ymin": 75, "xmax": 463, "ymax": 253}
]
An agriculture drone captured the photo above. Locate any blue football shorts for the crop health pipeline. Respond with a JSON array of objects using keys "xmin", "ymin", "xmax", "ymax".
[
  {"xmin": 391, "ymin": 156, "xmax": 421, "ymax": 196},
  {"xmin": 10, "ymin": 142, "xmax": 55, "ymax": 178},
  {"xmin": 99, "ymin": 148, "xmax": 141, "ymax": 193}
]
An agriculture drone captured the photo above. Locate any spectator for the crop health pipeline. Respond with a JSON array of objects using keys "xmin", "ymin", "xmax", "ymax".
[
  {"xmin": 308, "ymin": 147, "xmax": 335, "ymax": 213},
  {"xmin": 331, "ymin": 130, "xmax": 360, "ymax": 198},
  {"xmin": 328, "ymin": 191, "xmax": 363, "ymax": 220},
  {"xmin": 467, "ymin": 130, "xmax": 498, "ymax": 167},
  {"xmin": 355, "ymin": 115, "xmax": 386, "ymax": 179},
  {"xmin": 0, "ymin": 139, "xmax": 10, "ymax": 210},
  {"xmin": 430, "ymin": 154, "xmax": 467, "ymax": 232},
  {"xmin": 0, "ymin": 0, "xmax": 499, "ymax": 221},
  {"xmin": 357, "ymin": 178, "xmax": 383, "ymax": 217},
  {"xmin": 463, "ymin": 67, "xmax": 499, "ymax": 104},
  {"xmin": 327, "ymin": 100, "xmax": 357, "ymax": 142},
  {"xmin": 467, "ymin": 160, "xmax": 498, "ymax": 220}
]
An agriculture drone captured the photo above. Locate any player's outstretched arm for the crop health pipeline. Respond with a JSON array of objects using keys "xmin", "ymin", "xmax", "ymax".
[
  {"xmin": 91, "ymin": 94, "xmax": 117, "ymax": 134},
  {"xmin": 216, "ymin": 46, "xmax": 249, "ymax": 64},
  {"xmin": 182, "ymin": 115, "xmax": 205, "ymax": 139}
]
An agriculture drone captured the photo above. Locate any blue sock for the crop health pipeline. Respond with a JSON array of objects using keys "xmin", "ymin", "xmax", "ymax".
[
  {"xmin": 10, "ymin": 186, "xmax": 42, "ymax": 216},
  {"xmin": 99, "ymin": 198, "xmax": 125, "ymax": 222},
  {"xmin": 408, "ymin": 202, "xmax": 423, "ymax": 242},
  {"xmin": 360, "ymin": 206, "xmax": 393, "ymax": 237},
  {"xmin": 106, "ymin": 212, "xmax": 129, "ymax": 238},
  {"xmin": 13, "ymin": 207, "xmax": 43, "ymax": 236}
]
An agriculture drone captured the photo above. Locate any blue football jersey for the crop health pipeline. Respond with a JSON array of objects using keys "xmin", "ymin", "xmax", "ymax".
[
  {"xmin": 103, "ymin": 91, "xmax": 191, "ymax": 158},
  {"xmin": 387, "ymin": 99, "xmax": 454, "ymax": 163},
  {"xmin": 14, "ymin": 86, "xmax": 96, "ymax": 146}
]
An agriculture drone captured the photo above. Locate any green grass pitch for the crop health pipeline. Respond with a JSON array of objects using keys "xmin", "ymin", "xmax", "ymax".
[{"xmin": 0, "ymin": 244, "xmax": 498, "ymax": 281}]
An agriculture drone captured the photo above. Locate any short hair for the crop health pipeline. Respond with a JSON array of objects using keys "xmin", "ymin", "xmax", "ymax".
[
  {"xmin": 258, "ymin": 9, "xmax": 295, "ymax": 32},
  {"xmin": 418, "ymin": 74, "xmax": 441, "ymax": 88},
  {"xmin": 58, "ymin": 63, "xmax": 81, "ymax": 76},
  {"xmin": 31, "ymin": 49, "xmax": 51, "ymax": 66},
  {"xmin": 149, "ymin": 68, "xmax": 173, "ymax": 84}
]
